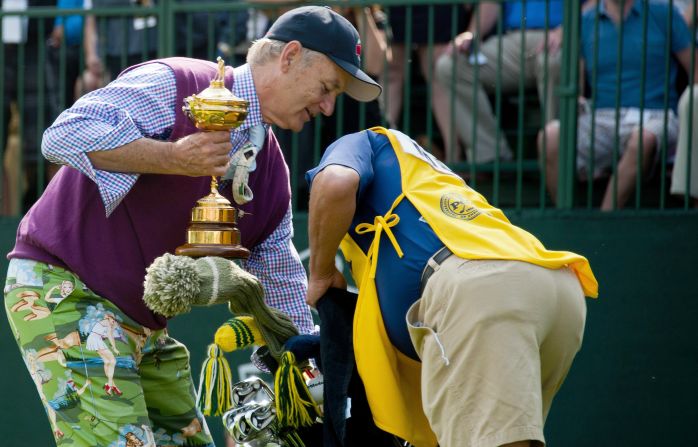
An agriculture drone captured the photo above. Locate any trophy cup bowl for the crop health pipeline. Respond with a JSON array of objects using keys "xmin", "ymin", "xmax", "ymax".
[
  {"xmin": 175, "ymin": 57, "xmax": 251, "ymax": 260},
  {"xmin": 183, "ymin": 94, "xmax": 249, "ymax": 131}
]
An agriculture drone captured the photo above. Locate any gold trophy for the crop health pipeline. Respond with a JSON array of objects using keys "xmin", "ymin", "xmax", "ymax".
[{"xmin": 175, "ymin": 57, "xmax": 250, "ymax": 260}]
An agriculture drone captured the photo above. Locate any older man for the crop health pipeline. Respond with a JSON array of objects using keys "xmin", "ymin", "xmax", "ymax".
[{"xmin": 4, "ymin": 6, "xmax": 380, "ymax": 446}]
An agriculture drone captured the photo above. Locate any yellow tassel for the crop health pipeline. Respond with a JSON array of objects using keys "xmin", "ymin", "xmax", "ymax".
[
  {"xmin": 274, "ymin": 351, "xmax": 320, "ymax": 429},
  {"xmin": 196, "ymin": 343, "xmax": 233, "ymax": 416},
  {"xmin": 280, "ymin": 430, "xmax": 305, "ymax": 447},
  {"xmin": 214, "ymin": 316, "xmax": 266, "ymax": 352}
]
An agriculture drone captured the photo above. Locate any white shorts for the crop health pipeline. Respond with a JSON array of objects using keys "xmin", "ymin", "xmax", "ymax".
[{"xmin": 576, "ymin": 107, "xmax": 678, "ymax": 179}]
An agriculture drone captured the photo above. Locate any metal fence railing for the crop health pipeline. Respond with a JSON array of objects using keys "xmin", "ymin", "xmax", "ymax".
[{"xmin": 1, "ymin": 0, "xmax": 696, "ymax": 217}]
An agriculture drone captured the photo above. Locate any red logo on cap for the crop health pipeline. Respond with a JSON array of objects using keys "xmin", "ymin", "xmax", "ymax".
[{"xmin": 356, "ymin": 40, "xmax": 362, "ymax": 62}]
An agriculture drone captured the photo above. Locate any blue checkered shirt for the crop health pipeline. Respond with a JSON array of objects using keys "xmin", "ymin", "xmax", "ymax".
[{"xmin": 42, "ymin": 63, "xmax": 314, "ymax": 334}]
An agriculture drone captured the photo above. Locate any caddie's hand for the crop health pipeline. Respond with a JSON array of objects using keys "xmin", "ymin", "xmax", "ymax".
[
  {"xmin": 307, "ymin": 268, "xmax": 347, "ymax": 308},
  {"xmin": 172, "ymin": 131, "xmax": 232, "ymax": 177}
]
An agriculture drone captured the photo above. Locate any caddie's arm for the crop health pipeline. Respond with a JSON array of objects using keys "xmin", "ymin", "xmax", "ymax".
[{"xmin": 307, "ymin": 164, "xmax": 358, "ymax": 307}]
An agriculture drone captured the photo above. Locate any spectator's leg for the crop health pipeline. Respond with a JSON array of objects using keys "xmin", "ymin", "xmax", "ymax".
[
  {"xmin": 381, "ymin": 43, "xmax": 406, "ymax": 128},
  {"xmin": 601, "ymin": 129, "xmax": 657, "ymax": 210},
  {"xmin": 538, "ymin": 121, "xmax": 560, "ymax": 204},
  {"xmin": 106, "ymin": 55, "xmax": 123, "ymax": 84},
  {"xmin": 2, "ymin": 106, "xmax": 22, "ymax": 216},
  {"xmin": 435, "ymin": 33, "xmax": 521, "ymax": 164},
  {"xmin": 417, "ymin": 44, "xmax": 457, "ymax": 160},
  {"xmin": 534, "ymin": 40, "xmax": 562, "ymax": 123},
  {"xmin": 21, "ymin": 46, "xmax": 59, "ymax": 211},
  {"xmin": 1, "ymin": 98, "xmax": 12, "ymax": 216},
  {"xmin": 2, "ymin": 45, "xmax": 21, "ymax": 216},
  {"xmin": 61, "ymin": 45, "xmax": 81, "ymax": 108},
  {"xmin": 671, "ymin": 88, "xmax": 698, "ymax": 207}
]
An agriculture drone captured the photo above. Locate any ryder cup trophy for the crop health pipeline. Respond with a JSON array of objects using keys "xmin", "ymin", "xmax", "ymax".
[{"xmin": 175, "ymin": 57, "xmax": 250, "ymax": 260}]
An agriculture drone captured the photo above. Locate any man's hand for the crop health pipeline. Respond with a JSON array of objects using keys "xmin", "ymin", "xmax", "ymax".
[
  {"xmin": 449, "ymin": 31, "xmax": 474, "ymax": 56},
  {"xmin": 86, "ymin": 132, "xmax": 232, "ymax": 177},
  {"xmin": 307, "ymin": 267, "xmax": 347, "ymax": 308},
  {"xmin": 536, "ymin": 26, "xmax": 563, "ymax": 55},
  {"xmin": 48, "ymin": 25, "xmax": 64, "ymax": 48},
  {"xmin": 172, "ymin": 131, "xmax": 232, "ymax": 177},
  {"xmin": 85, "ymin": 53, "xmax": 103, "ymax": 79}
]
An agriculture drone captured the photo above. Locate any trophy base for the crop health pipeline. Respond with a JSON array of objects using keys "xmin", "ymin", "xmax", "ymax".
[{"xmin": 175, "ymin": 243, "xmax": 250, "ymax": 260}]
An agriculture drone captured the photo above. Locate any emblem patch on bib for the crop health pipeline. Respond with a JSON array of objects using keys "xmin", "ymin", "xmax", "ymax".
[{"xmin": 440, "ymin": 193, "xmax": 480, "ymax": 220}]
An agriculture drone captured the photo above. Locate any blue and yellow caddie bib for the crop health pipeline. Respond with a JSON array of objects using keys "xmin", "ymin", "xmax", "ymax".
[{"xmin": 340, "ymin": 127, "xmax": 598, "ymax": 447}]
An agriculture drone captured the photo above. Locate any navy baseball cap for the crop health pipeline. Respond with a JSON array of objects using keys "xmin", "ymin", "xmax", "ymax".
[{"xmin": 265, "ymin": 5, "xmax": 382, "ymax": 102}]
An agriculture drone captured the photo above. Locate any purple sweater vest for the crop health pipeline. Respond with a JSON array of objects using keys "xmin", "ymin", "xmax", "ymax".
[{"xmin": 9, "ymin": 58, "xmax": 291, "ymax": 329}]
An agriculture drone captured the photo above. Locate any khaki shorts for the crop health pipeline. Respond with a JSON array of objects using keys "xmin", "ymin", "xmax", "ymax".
[{"xmin": 407, "ymin": 257, "xmax": 586, "ymax": 447}]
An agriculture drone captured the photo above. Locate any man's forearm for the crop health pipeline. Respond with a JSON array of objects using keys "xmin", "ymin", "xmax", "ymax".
[
  {"xmin": 87, "ymin": 138, "xmax": 178, "ymax": 174},
  {"xmin": 308, "ymin": 167, "xmax": 359, "ymax": 279},
  {"xmin": 85, "ymin": 130, "xmax": 233, "ymax": 177},
  {"xmin": 83, "ymin": 15, "xmax": 99, "ymax": 62},
  {"xmin": 469, "ymin": 2, "xmax": 500, "ymax": 37}
]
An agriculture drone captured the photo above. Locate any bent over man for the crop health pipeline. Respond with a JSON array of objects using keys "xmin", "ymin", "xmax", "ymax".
[{"xmin": 306, "ymin": 128, "xmax": 598, "ymax": 447}]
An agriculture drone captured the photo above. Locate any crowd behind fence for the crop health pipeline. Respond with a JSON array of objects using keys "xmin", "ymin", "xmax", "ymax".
[{"xmin": 1, "ymin": 0, "xmax": 696, "ymax": 217}]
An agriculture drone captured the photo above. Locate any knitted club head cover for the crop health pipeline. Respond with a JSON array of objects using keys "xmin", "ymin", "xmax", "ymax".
[
  {"xmin": 142, "ymin": 254, "xmax": 262, "ymax": 317},
  {"xmin": 143, "ymin": 253, "xmax": 200, "ymax": 317},
  {"xmin": 214, "ymin": 316, "xmax": 266, "ymax": 352}
]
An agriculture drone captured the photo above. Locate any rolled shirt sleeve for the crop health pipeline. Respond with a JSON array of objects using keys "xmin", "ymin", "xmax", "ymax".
[{"xmin": 41, "ymin": 63, "xmax": 177, "ymax": 215}]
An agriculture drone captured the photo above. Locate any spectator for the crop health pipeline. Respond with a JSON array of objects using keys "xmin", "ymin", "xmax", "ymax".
[
  {"xmin": 173, "ymin": 1, "xmax": 248, "ymax": 62},
  {"xmin": 540, "ymin": 0, "xmax": 697, "ymax": 210},
  {"xmin": 306, "ymin": 127, "xmax": 597, "ymax": 447},
  {"xmin": 4, "ymin": 6, "xmax": 380, "ymax": 445},
  {"xmin": 436, "ymin": 1, "xmax": 565, "ymax": 163},
  {"xmin": 383, "ymin": 4, "xmax": 469, "ymax": 159},
  {"xmin": 215, "ymin": 2, "xmax": 249, "ymax": 66},
  {"xmin": 47, "ymin": 0, "xmax": 86, "ymax": 108},
  {"xmin": 84, "ymin": 0, "xmax": 158, "ymax": 82},
  {"xmin": 313, "ymin": 5, "xmax": 385, "ymax": 163},
  {"xmin": 671, "ymin": 0, "xmax": 698, "ymax": 207},
  {"xmin": 350, "ymin": 5, "xmax": 392, "ymax": 79},
  {"xmin": 45, "ymin": 0, "xmax": 95, "ymax": 184}
]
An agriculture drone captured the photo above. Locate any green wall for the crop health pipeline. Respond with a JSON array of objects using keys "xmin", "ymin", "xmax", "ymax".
[{"xmin": 1, "ymin": 213, "xmax": 697, "ymax": 446}]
